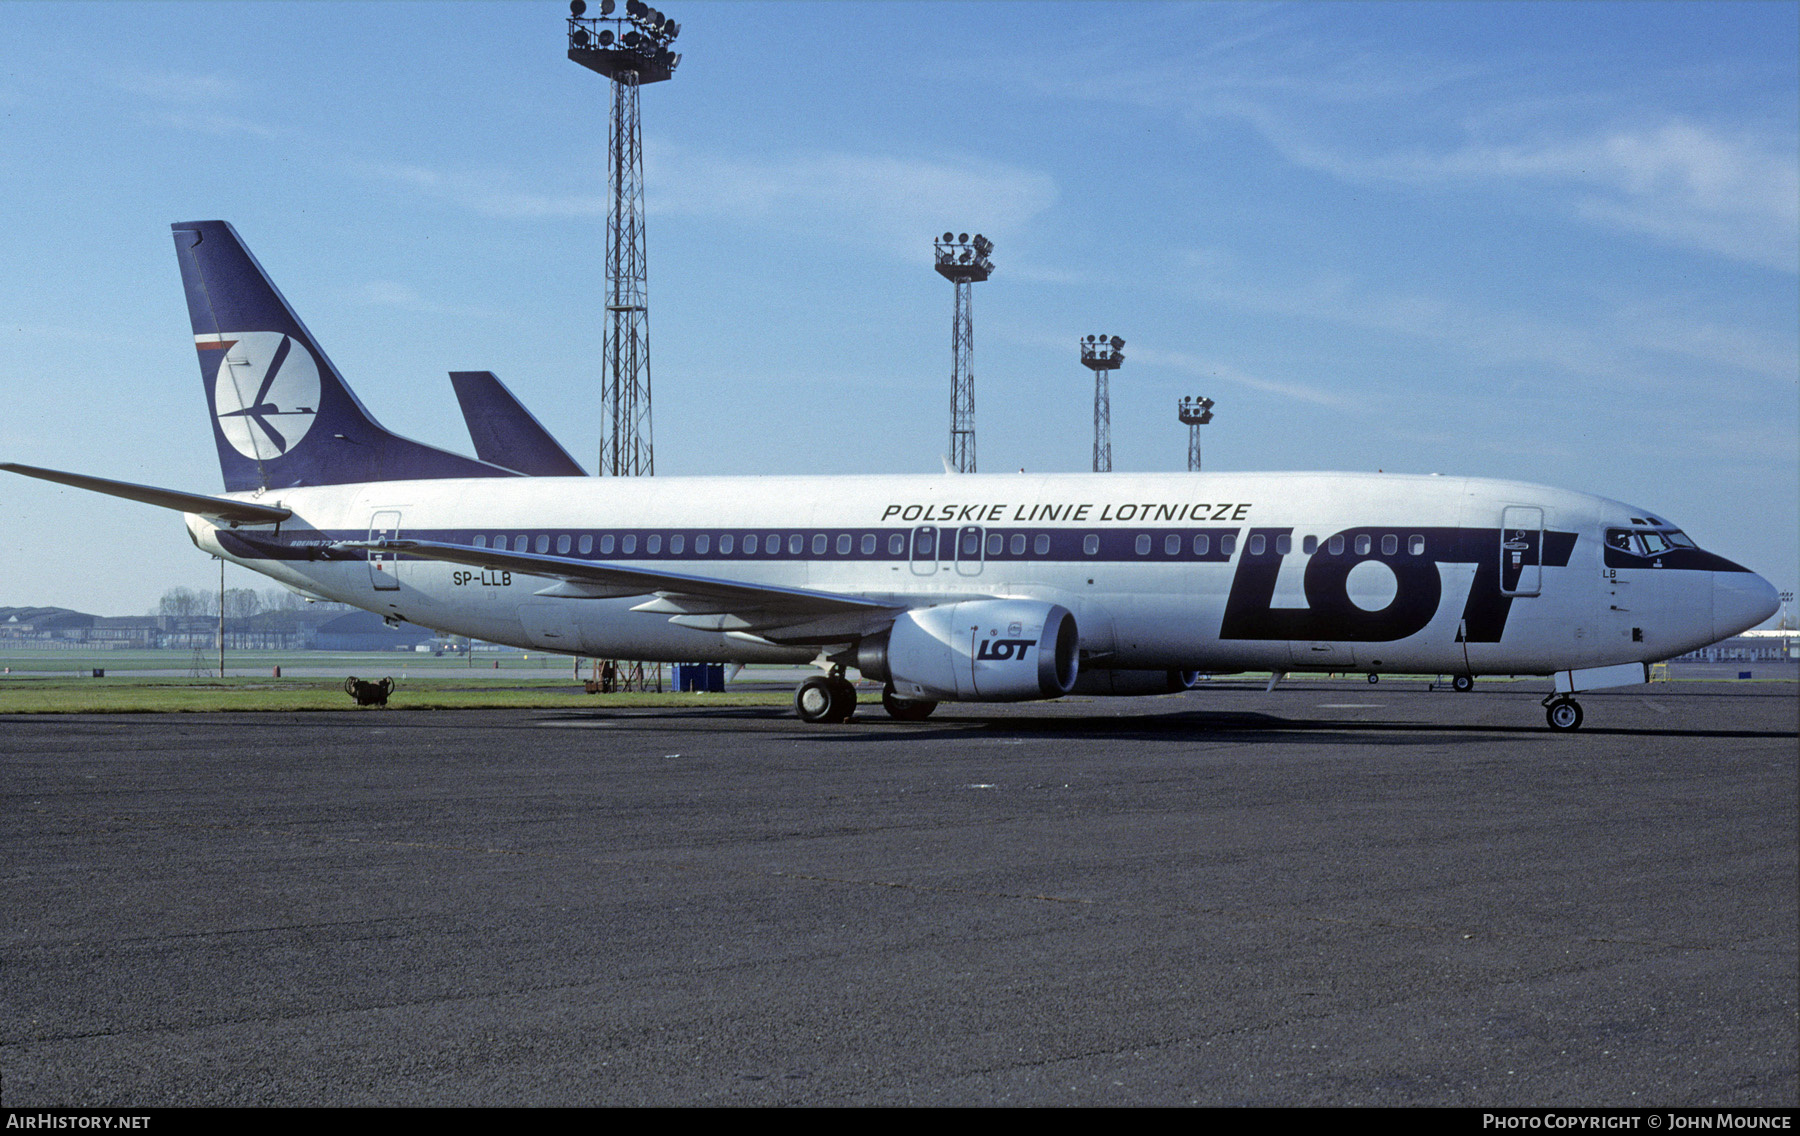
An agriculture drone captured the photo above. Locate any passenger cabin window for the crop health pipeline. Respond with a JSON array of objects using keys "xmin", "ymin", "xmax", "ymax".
[
  {"xmin": 1328, "ymin": 534, "xmax": 1344, "ymax": 556},
  {"xmin": 621, "ymin": 535, "xmax": 637, "ymax": 554},
  {"xmin": 579, "ymin": 535, "xmax": 593, "ymax": 555},
  {"xmin": 1381, "ymin": 534, "xmax": 1398, "ymax": 556},
  {"xmin": 599, "ymin": 534, "xmax": 616, "ymax": 555},
  {"xmin": 789, "ymin": 534, "xmax": 804, "ymax": 555},
  {"xmin": 1355, "ymin": 535, "xmax": 1371, "ymax": 556},
  {"xmin": 1408, "ymin": 535, "xmax": 1424, "ymax": 556},
  {"xmin": 1275, "ymin": 535, "xmax": 1291, "ymax": 555},
  {"xmin": 1010, "ymin": 534, "xmax": 1026, "ymax": 556},
  {"xmin": 1165, "ymin": 534, "xmax": 1181, "ymax": 555},
  {"xmin": 1221, "ymin": 534, "xmax": 1236, "ymax": 555},
  {"xmin": 695, "ymin": 534, "xmax": 709, "ymax": 555},
  {"xmin": 557, "ymin": 535, "xmax": 571, "ymax": 555},
  {"xmin": 1303, "ymin": 535, "xmax": 1317, "ymax": 555},
  {"xmin": 1034, "ymin": 534, "xmax": 1050, "ymax": 555},
  {"xmin": 837, "ymin": 534, "xmax": 852, "ymax": 555},
  {"xmin": 1083, "ymin": 534, "xmax": 1099, "ymax": 556},
  {"xmin": 861, "ymin": 534, "xmax": 876, "ymax": 554},
  {"xmin": 1249, "ymin": 534, "xmax": 1265, "ymax": 555},
  {"xmin": 720, "ymin": 534, "xmax": 734, "ymax": 554},
  {"xmin": 1193, "ymin": 534, "xmax": 1209, "ymax": 556},
  {"xmin": 474, "ymin": 535, "xmax": 487, "ymax": 548},
  {"xmin": 1136, "ymin": 534, "xmax": 1152, "ymax": 555}
]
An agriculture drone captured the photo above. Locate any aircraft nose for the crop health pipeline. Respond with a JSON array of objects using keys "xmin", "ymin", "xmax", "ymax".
[{"xmin": 1713, "ymin": 571, "xmax": 1780, "ymax": 642}]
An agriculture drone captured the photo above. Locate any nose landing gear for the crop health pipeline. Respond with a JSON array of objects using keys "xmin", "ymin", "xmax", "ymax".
[{"xmin": 1543, "ymin": 694, "xmax": 1584, "ymax": 732}]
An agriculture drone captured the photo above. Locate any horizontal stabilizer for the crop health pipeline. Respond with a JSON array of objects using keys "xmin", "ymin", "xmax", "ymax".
[{"xmin": 2, "ymin": 462, "xmax": 292, "ymax": 525}]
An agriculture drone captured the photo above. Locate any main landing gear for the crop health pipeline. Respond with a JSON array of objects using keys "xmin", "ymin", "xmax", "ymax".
[
  {"xmin": 795, "ymin": 671, "xmax": 859, "ymax": 724},
  {"xmin": 793, "ymin": 670, "xmax": 940, "ymax": 723},
  {"xmin": 881, "ymin": 684, "xmax": 937, "ymax": 721},
  {"xmin": 1543, "ymin": 694, "xmax": 1584, "ymax": 732}
]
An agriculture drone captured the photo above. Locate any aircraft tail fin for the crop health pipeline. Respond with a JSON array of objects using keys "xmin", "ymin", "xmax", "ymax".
[
  {"xmin": 449, "ymin": 371, "xmax": 587, "ymax": 476},
  {"xmin": 171, "ymin": 221, "xmax": 515, "ymax": 492}
]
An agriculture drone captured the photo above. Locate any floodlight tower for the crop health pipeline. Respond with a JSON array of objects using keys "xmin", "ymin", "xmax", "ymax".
[
  {"xmin": 934, "ymin": 233, "xmax": 993, "ymax": 473},
  {"xmin": 1081, "ymin": 335, "xmax": 1125, "ymax": 472},
  {"xmin": 567, "ymin": 0, "xmax": 682, "ymax": 477},
  {"xmin": 1178, "ymin": 395, "xmax": 1215, "ymax": 472}
]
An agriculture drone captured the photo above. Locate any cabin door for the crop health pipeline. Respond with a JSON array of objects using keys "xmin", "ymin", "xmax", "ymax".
[{"xmin": 368, "ymin": 510, "xmax": 402, "ymax": 591}]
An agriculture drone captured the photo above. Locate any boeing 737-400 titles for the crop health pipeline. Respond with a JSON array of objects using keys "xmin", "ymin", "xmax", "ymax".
[{"xmin": 3, "ymin": 221, "xmax": 1780, "ymax": 729}]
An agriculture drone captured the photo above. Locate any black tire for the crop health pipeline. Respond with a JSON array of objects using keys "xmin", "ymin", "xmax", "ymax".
[
  {"xmin": 827, "ymin": 677, "xmax": 858, "ymax": 723},
  {"xmin": 1367, "ymin": 673, "xmax": 1379, "ymax": 684},
  {"xmin": 1452, "ymin": 674, "xmax": 1474, "ymax": 693},
  {"xmin": 1545, "ymin": 698, "xmax": 1583, "ymax": 732},
  {"xmin": 882, "ymin": 685, "xmax": 938, "ymax": 721},
  {"xmin": 795, "ymin": 677, "xmax": 836, "ymax": 723}
]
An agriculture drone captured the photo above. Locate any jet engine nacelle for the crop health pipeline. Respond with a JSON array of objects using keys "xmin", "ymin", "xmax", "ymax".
[
  {"xmin": 1069, "ymin": 669, "xmax": 1203, "ymax": 697},
  {"xmin": 857, "ymin": 599, "xmax": 1079, "ymax": 702}
]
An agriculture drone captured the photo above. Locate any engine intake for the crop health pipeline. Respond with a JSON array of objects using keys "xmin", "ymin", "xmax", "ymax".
[{"xmin": 857, "ymin": 599, "xmax": 1079, "ymax": 702}]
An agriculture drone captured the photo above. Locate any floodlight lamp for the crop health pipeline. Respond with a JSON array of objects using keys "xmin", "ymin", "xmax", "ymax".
[
  {"xmin": 1110, "ymin": 336, "xmax": 1124, "ymax": 350},
  {"xmin": 958, "ymin": 232, "xmax": 969, "ymax": 244},
  {"xmin": 597, "ymin": 28, "xmax": 613, "ymax": 44},
  {"xmin": 600, "ymin": 0, "xmax": 615, "ymax": 13},
  {"xmin": 571, "ymin": 0, "xmax": 587, "ymax": 16},
  {"xmin": 667, "ymin": 21, "xmax": 679, "ymax": 38},
  {"xmin": 942, "ymin": 232, "xmax": 954, "ymax": 243},
  {"xmin": 573, "ymin": 27, "xmax": 590, "ymax": 46},
  {"xmin": 622, "ymin": 30, "xmax": 642, "ymax": 47}
]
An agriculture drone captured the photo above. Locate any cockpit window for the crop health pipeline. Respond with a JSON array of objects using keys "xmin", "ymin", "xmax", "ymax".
[{"xmin": 1606, "ymin": 527, "xmax": 1696, "ymax": 556}]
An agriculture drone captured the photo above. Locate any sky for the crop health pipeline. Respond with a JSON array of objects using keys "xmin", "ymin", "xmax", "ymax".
[{"xmin": 1, "ymin": 0, "xmax": 1795, "ymax": 620}]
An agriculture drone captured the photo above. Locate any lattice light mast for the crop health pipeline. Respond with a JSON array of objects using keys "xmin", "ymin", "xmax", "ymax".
[
  {"xmin": 934, "ymin": 233, "xmax": 993, "ymax": 474},
  {"xmin": 567, "ymin": 0, "xmax": 681, "ymax": 477},
  {"xmin": 1178, "ymin": 395, "xmax": 1215, "ymax": 472},
  {"xmin": 1081, "ymin": 335, "xmax": 1125, "ymax": 472}
]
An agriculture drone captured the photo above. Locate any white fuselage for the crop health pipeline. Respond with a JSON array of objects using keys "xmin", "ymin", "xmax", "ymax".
[{"xmin": 186, "ymin": 470, "xmax": 1767, "ymax": 680}]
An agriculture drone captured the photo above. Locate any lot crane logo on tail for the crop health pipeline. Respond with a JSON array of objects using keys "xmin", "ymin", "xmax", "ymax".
[{"xmin": 202, "ymin": 331, "xmax": 320, "ymax": 460}]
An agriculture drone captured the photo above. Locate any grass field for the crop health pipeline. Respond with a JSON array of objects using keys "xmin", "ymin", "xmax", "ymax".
[{"xmin": 0, "ymin": 648, "xmax": 796, "ymax": 713}]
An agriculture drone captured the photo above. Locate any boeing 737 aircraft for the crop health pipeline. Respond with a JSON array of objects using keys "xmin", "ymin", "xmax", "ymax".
[{"xmin": 4, "ymin": 221, "xmax": 1781, "ymax": 729}]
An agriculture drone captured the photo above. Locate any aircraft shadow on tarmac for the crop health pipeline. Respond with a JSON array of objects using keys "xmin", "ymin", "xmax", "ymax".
[{"xmin": 529, "ymin": 704, "xmax": 1795, "ymax": 742}]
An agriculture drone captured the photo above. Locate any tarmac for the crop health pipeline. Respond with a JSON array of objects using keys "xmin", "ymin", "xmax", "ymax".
[{"xmin": 1, "ymin": 678, "xmax": 1794, "ymax": 1106}]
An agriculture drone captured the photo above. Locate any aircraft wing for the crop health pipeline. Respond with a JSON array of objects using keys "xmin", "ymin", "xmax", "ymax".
[
  {"xmin": 349, "ymin": 538, "xmax": 914, "ymax": 642},
  {"xmin": 2, "ymin": 462, "xmax": 293, "ymax": 525}
]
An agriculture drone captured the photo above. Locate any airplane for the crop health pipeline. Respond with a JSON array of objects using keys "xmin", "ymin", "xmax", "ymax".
[
  {"xmin": 449, "ymin": 369, "xmax": 588, "ymax": 477},
  {"xmin": 2, "ymin": 220, "xmax": 1781, "ymax": 730}
]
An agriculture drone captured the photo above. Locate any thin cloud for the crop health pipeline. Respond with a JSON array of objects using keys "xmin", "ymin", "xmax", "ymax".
[{"xmin": 646, "ymin": 143, "xmax": 1058, "ymax": 259}]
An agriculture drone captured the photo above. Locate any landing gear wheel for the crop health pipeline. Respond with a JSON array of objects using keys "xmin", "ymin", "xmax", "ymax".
[
  {"xmin": 1452, "ymin": 674, "xmax": 1474, "ymax": 693},
  {"xmin": 827, "ymin": 677, "xmax": 858, "ymax": 723},
  {"xmin": 796, "ymin": 676, "xmax": 855, "ymax": 724},
  {"xmin": 1545, "ymin": 698, "xmax": 1583, "ymax": 732},
  {"xmin": 882, "ymin": 685, "xmax": 938, "ymax": 721},
  {"xmin": 1367, "ymin": 673, "xmax": 1379, "ymax": 684}
]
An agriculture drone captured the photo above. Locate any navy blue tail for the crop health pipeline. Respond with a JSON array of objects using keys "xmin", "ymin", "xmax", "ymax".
[
  {"xmin": 449, "ymin": 370, "xmax": 587, "ymax": 476},
  {"xmin": 173, "ymin": 221, "xmax": 516, "ymax": 492}
]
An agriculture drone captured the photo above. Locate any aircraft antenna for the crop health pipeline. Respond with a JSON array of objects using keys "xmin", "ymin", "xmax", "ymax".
[
  {"xmin": 934, "ymin": 233, "xmax": 993, "ymax": 473},
  {"xmin": 1178, "ymin": 395, "xmax": 1214, "ymax": 472},
  {"xmin": 567, "ymin": 0, "xmax": 682, "ymax": 478},
  {"xmin": 1081, "ymin": 335, "xmax": 1125, "ymax": 472}
]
